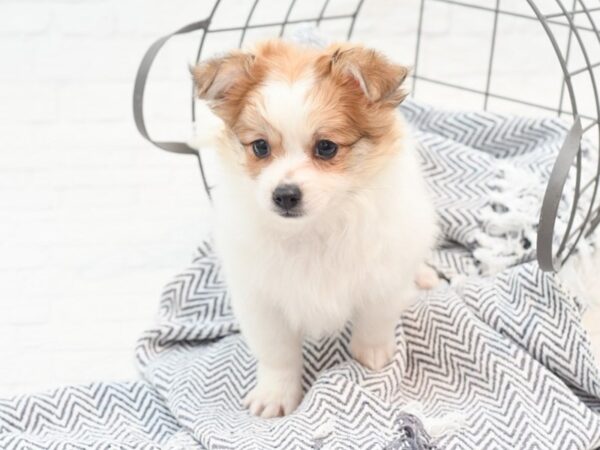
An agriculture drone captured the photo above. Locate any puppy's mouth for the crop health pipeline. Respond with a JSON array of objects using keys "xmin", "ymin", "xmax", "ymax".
[{"xmin": 274, "ymin": 208, "xmax": 304, "ymax": 219}]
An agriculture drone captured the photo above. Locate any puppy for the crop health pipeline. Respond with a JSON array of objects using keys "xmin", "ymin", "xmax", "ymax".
[{"xmin": 193, "ymin": 40, "xmax": 438, "ymax": 418}]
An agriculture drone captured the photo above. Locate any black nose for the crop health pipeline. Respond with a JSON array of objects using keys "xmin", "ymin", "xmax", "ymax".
[{"xmin": 272, "ymin": 184, "xmax": 302, "ymax": 211}]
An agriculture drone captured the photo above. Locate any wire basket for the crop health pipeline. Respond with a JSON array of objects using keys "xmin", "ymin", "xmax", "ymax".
[{"xmin": 133, "ymin": 0, "xmax": 600, "ymax": 272}]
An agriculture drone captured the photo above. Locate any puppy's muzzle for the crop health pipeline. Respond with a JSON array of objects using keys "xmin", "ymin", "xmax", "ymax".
[{"xmin": 272, "ymin": 184, "xmax": 303, "ymax": 217}]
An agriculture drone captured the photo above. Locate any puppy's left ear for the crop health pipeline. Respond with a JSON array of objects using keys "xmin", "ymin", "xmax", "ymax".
[
  {"xmin": 191, "ymin": 51, "xmax": 257, "ymax": 124},
  {"xmin": 326, "ymin": 45, "xmax": 409, "ymax": 107},
  {"xmin": 192, "ymin": 51, "xmax": 255, "ymax": 101}
]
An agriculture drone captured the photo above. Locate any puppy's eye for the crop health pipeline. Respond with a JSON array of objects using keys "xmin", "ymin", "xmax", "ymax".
[
  {"xmin": 315, "ymin": 140, "xmax": 338, "ymax": 160},
  {"xmin": 252, "ymin": 139, "xmax": 270, "ymax": 158}
]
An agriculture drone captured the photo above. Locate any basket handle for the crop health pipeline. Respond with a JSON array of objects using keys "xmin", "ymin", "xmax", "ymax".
[
  {"xmin": 132, "ymin": 20, "xmax": 210, "ymax": 155},
  {"xmin": 537, "ymin": 117, "xmax": 582, "ymax": 271}
]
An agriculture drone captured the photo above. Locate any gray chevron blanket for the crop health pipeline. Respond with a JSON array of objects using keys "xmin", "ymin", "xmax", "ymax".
[{"xmin": 2, "ymin": 102, "xmax": 600, "ymax": 450}]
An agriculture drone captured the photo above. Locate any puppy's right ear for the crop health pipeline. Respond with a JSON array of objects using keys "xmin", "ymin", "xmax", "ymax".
[
  {"xmin": 323, "ymin": 44, "xmax": 409, "ymax": 107},
  {"xmin": 192, "ymin": 51, "xmax": 254, "ymax": 105}
]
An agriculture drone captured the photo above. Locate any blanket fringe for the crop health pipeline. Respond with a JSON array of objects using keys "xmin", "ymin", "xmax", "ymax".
[{"xmin": 474, "ymin": 162, "xmax": 544, "ymax": 275}]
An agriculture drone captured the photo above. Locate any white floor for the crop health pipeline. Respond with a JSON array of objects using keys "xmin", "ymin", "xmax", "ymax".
[{"xmin": 1, "ymin": 0, "xmax": 599, "ymax": 397}]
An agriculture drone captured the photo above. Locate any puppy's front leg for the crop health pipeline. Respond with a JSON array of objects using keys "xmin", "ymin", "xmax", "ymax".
[
  {"xmin": 235, "ymin": 299, "xmax": 303, "ymax": 418},
  {"xmin": 350, "ymin": 292, "xmax": 411, "ymax": 371}
]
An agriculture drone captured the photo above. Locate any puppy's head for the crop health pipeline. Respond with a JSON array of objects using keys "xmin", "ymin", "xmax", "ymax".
[{"xmin": 193, "ymin": 40, "xmax": 409, "ymax": 221}]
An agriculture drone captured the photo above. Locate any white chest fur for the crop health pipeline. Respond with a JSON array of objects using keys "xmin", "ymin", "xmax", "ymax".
[{"xmin": 212, "ymin": 145, "xmax": 436, "ymax": 339}]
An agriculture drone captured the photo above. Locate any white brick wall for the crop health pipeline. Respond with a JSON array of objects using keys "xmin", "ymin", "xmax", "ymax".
[
  {"xmin": 0, "ymin": 0, "xmax": 213, "ymax": 396},
  {"xmin": 1, "ymin": 0, "xmax": 598, "ymax": 396}
]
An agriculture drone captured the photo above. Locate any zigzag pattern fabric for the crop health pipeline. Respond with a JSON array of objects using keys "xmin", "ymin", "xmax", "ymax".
[
  {"xmin": 403, "ymin": 100, "xmax": 592, "ymax": 276},
  {"xmin": 2, "ymin": 102, "xmax": 599, "ymax": 449}
]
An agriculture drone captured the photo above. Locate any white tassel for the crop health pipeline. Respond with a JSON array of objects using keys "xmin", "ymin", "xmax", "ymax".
[
  {"xmin": 402, "ymin": 401, "xmax": 466, "ymax": 439},
  {"xmin": 474, "ymin": 162, "xmax": 545, "ymax": 275}
]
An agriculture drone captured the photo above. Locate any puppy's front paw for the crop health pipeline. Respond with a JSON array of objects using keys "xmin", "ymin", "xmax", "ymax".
[
  {"xmin": 415, "ymin": 264, "xmax": 440, "ymax": 290},
  {"xmin": 351, "ymin": 338, "xmax": 396, "ymax": 370},
  {"xmin": 243, "ymin": 380, "xmax": 302, "ymax": 418}
]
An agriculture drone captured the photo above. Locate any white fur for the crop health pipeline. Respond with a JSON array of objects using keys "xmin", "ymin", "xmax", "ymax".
[
  {"xmin": 210, "ymin": 78, "xmax": 437, "ymax": 418},
  {"xmin": 258, "ymin": 77, "xmax": 315, "ymax": 147}
]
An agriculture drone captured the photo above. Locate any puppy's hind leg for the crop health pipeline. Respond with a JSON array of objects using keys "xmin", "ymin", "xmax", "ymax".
[
  {"xmin": 415, "ymin": 264, "xmax": 440, "ymax": 290},
  {"xmin": 350, "ymin": 291, "xmax": 410, "ymax": 371},
  {"xmin": 235, "ymin": 299, "xmax": 303, "ymax": 418}
]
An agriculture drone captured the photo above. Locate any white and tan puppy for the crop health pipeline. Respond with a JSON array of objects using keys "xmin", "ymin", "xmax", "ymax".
[{"xmin": 193, "ymin": 40, "xmax": 438, "ymax": 418}]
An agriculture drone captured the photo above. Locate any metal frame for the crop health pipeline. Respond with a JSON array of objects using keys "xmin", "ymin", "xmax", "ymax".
[{"xmin": 133, "ymin": 0, "xmax": 600, "ymax": 271}]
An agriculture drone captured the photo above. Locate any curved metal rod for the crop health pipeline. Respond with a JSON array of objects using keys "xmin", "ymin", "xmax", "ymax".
[
  {"xmin": 556, "ymin": 0, "xmax": 600, "ymax": 264},
  {"xmin": 279, "ymin": 0, "xmax": 299, "ymax": 37},
  {"xmin": 190, "ymin": 1, "xmax": 223, "ymax": 202},
  {"xmin": 483, "ymin": 0, "xmax": 501, "ymax": 110},
  {"xmin": 545, "ymin": 5, "xmax": 600, "ymax": 18},
  {"xmin": 133, "ymin": 19, "xmax": 210, "ymax": 156},
  {"xmin": 191, "ymin": 0, "xmax": 222, "ymax": 123},
  {"xmin": 347, "ymin": 0, "xmax": 366, "ymax": 39},
  {"xmin": 557, "ymin": 0, "xmax": 577, "ymax": 117},
  {"xmin": 239, "ymin": 0, "xmax": 260, "ymax": 48},
  {"xmin": 527, "ymin": 0, "xmax": 580, "ymax": 271},
  {"xmin": 317, "ymin": 0, "xmax": 332, "ymax": 27},
  {"xmin": 412, "ymin": 0, "xmax": 427, "ymax": 95},
  {"xmin": 543, "ymin": 0, "xmax": 591, "ymax": 263},
  {"xmin": 429, "ymin": 0, "xmax": 596, "ymax": 32},
  {"xmin": 537, "ymin": 119, "xmax": 583, "ymax": 270}
]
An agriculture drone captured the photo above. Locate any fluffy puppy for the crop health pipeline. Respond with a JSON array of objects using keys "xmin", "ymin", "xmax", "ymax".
[{"xmin": 193, "ymin": 40, "xmax": 438, "ymax": 418}]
